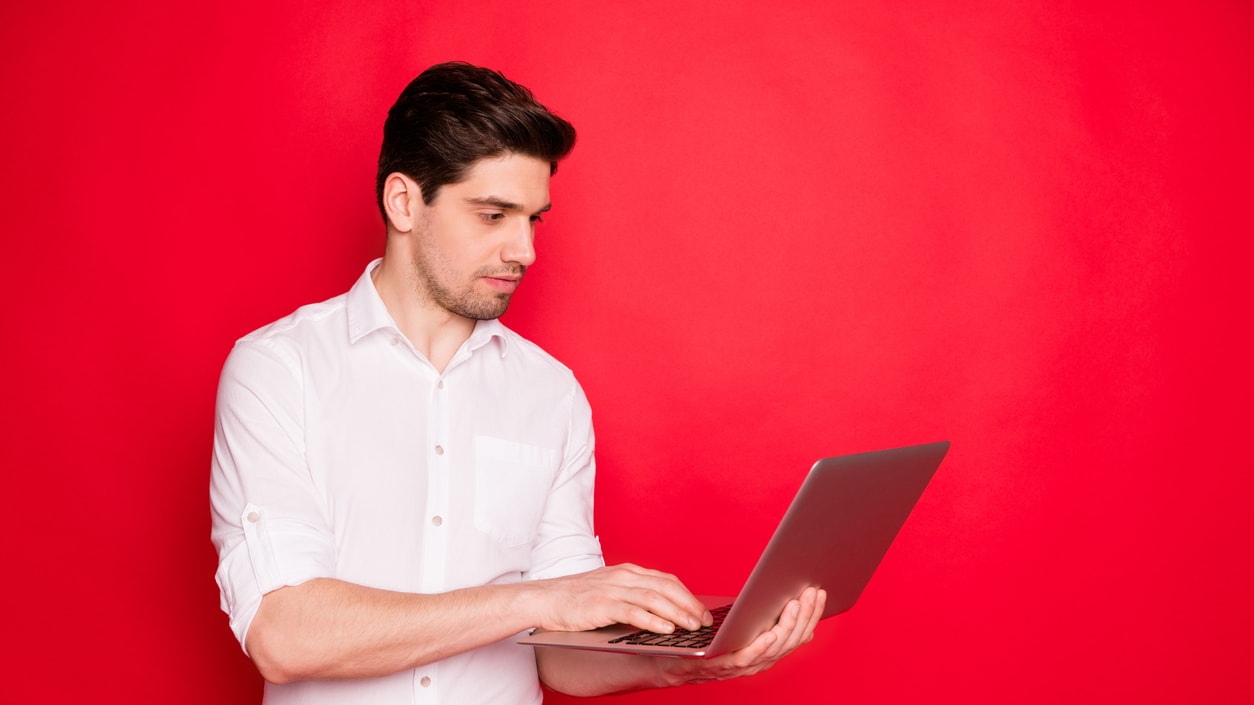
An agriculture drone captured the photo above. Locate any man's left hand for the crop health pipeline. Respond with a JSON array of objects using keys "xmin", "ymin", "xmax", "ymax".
[{"xmin": 658, "ymin": 586, "xmax": 827, "ymax": 685}]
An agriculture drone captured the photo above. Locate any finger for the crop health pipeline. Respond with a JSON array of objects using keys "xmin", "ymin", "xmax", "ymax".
[
  {"xmin": 776, "ymin": 591, "xmax": 818, "ymax": 654},
  {"xmin": 780, "ymin": 587, "xmax": 823, "ymax": 648},
  {"xmin": 799, "ymin": 588, "xmax": 826, "ymax": 642},
  {"xmin": 595, "ymin": 567, "xmax": 707, "ymax": 631},
  {"xmin": 790, "ymin": 588, "xmax": 826, "ymax": 642},
  {"xmin": 762, "ymin": 597, "xmax": 803, "ymax": 660},
  {"xmin": 605, "ymin": 567, "xmax": 708, "ymax": 630},
  {"xmin": 547, "ymin": 566, "xmax": 691, "ymax": 632},
  {"xmin": 637, "ymin": 587, "xmax": 709, "ymax": 631},
  {"xmin": 723, "ymin": 628, "xmax": 779, "ymax": 671},
  {"xmin": 615, "ymin": 601, "xmax": 688, "ymax": 634},
  {"xmin": 662, "ymin": 590, "xmax": 825, "ymax": 685}
]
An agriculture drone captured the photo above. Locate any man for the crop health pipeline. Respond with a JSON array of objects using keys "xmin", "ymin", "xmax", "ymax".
[{"xmin": 210, "ymin": 61, "xmax": 825, "ymax": 704}]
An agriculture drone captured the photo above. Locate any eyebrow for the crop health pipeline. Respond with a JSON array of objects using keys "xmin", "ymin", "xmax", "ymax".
[{"xmin": 464, "ymin": 196, "xmax": 552, "ymax": 216}]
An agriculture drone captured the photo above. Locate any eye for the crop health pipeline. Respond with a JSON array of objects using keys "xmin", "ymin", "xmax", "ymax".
[
  {"xmin": 530, "ymin": 214, "xmax": 545, "ymax": 224},
  {"xmin": 479, "ymin": 212, "xmax": 505, "ymax": 223}
]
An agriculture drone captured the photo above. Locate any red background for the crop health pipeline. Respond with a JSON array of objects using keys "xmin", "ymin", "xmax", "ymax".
[{"xmin": 3, "ymin": 1, "xmax": 1251, "ymax": 703}]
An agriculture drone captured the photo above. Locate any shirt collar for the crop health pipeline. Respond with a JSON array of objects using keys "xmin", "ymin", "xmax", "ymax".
[
  {"xmin": 346, "ymin": 258, "xmax": 511, "ymax": 357},
  {"xmin": 466, "ymin": 318, "xmax": 511, "ymax": 357},
  {"xmin": 346, "ymin": 259, "xmax": 394, "ymax": 344}
]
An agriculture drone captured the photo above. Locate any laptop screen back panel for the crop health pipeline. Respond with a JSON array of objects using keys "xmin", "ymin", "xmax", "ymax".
[{"xmin": 705, "ymin": 441, "xmax": 949, "ymax": 657}]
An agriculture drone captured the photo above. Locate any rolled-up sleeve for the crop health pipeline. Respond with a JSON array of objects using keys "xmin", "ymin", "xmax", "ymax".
[
  {"xmin": 524, "ymin": 381, "xmax": 605, "ymax": 581},
  {"xmin": 209, "ymin": 338, "xmax": 338, "ymax": 652}
]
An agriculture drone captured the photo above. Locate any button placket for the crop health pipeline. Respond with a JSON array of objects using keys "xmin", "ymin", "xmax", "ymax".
[{"xmin": 419, "ymin": 372, "xmax": 450, "ymax": 594}]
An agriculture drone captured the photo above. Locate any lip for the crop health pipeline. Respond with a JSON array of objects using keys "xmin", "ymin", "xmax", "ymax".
[{"xmin": 483, "ymin": 275, "xmax": 521, "ymax": 294}]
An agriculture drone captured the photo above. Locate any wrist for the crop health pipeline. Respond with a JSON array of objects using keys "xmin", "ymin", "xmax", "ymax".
[
  {"xmin": 508, "ymin": 578, "xmax": 551, "ymax": 631},
  {"xmin": 652, "ymin": 655, "xmax": 702, "ymax": 688}
]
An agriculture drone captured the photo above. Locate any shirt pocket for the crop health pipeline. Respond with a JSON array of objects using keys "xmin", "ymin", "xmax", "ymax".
[{"xmin": 474, "ymin": 436, "xmax": 559, "ymax": 548}]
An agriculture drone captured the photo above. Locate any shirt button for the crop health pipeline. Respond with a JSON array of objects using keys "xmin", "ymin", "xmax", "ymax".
[
  {"xmin": 246, "ymin": 511, "xmax": 260, "ymax": 523},
  {"xmin": 432, "ymin": 516, "xmax": 443, "ymax": 527},
  {"xmin": 437, "ymin": 380, "xmax": 445, "ymax": 390},
  {"xmin": 420, "ymin": 676, "xmax": 431, "ymax": 687},
  {"xmin": 434, "ymin": 445, "xmax": 444, "ymax": 456}
]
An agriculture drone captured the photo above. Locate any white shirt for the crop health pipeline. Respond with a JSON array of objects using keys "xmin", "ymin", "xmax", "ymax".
[{"xmin": 210, "ymin": 259, "xmax": 604, "ymax": 705}]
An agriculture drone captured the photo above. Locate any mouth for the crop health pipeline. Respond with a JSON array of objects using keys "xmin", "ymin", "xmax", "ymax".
[{"xmin": 482, "ymin": 273, "xmax": 523, "ymax": 294}]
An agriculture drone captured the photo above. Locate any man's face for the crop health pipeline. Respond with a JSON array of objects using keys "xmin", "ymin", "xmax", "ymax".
[{"xmin": 410, "ymin": 153, "xmax": 552, "ymax": 320}]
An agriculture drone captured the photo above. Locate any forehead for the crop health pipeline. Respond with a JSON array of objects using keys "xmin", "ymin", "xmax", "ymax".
[{"xmin": 440, "ymin": 153, "xmax": 552, "ymax": 210}]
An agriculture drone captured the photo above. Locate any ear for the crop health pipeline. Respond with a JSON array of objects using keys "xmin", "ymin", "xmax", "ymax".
[{"xmin": 382, "ymin": 172, "xmax": 423, "ymax": 233}]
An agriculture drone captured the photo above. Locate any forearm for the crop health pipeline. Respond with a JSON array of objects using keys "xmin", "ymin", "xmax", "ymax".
[
  {"xmin": 535, "ymin": 645, "xmax": 679, "ymax": 696},
  {"xmin": 243, "ymin": 563, "xmax": 717, "ymax": 687},
  {"xmin": 532, "ymin": 642, "xmax": 745, "ymax": 696},
  {"xmin": 247, "ymin": 578, "xmax": 546, "ymax": 684}
]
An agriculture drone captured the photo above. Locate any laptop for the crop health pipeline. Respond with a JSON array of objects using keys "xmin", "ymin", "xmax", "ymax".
[{"xmin": 519, "ymin": 441, "xmax": 950, "ymax": 658}]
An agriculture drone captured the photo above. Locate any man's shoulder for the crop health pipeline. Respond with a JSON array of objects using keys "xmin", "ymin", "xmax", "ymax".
[
  {"xmin": 233, "ymin": 292, "xmax": 350, "ymax": 354},
  {"xmin": 492, "ymin": 323, "xmax": 577, "ymax": 380}
]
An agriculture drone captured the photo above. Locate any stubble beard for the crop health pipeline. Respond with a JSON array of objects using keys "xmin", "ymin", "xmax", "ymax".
[
  {"xmin": 427, "ymin": 265, "xmax": 522, "ymax": 320},
  {"xmin": 411, "ymin": 241, "xmax": 524, "ymax": 321}
]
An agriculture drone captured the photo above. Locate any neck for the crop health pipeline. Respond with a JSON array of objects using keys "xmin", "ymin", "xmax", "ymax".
[{"xmin": 371, "ymin": 253, "xmax": 475, "ymax": 373}]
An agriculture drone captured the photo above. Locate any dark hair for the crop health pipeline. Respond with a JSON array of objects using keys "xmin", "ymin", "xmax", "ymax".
[{"xmin": 376, "ymin": 61, "xmax": 577, "ymax": 216}]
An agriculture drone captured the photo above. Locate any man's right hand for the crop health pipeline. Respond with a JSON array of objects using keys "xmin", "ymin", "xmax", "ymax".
[{"xmin": 527, "ymin": 563, "xmax": 713, "ymax": 635}]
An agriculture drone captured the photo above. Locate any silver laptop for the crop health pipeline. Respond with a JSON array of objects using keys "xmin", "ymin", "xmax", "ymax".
[{"xmin": 519, "ymin": 441, "xmax": 950, "ymax": 658}]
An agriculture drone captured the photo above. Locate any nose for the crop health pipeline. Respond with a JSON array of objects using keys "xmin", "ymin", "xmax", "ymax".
[{"xmin": 501, "ymin": 219, "xmax": 537, "ymax": 267}]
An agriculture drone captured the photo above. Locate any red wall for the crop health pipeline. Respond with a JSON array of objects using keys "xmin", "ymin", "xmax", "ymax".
[{"xmin": 4, "ymin": 1, "xmax": 1251, "ymax": 703}]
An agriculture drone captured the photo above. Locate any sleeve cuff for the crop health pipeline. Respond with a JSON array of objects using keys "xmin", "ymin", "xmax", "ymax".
[
  {"xmin": 525, "ymin": 534, "xmax": 605, "ymax": 581},
  {"xmin": 215, "ymin": 503, "xmax": 338, "ymax": 651}
]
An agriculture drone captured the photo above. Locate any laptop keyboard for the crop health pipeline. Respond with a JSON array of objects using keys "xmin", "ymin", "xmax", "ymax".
[{"xmin": 608, "ymin": 603, "xmax": 732, "ymax": 649}]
